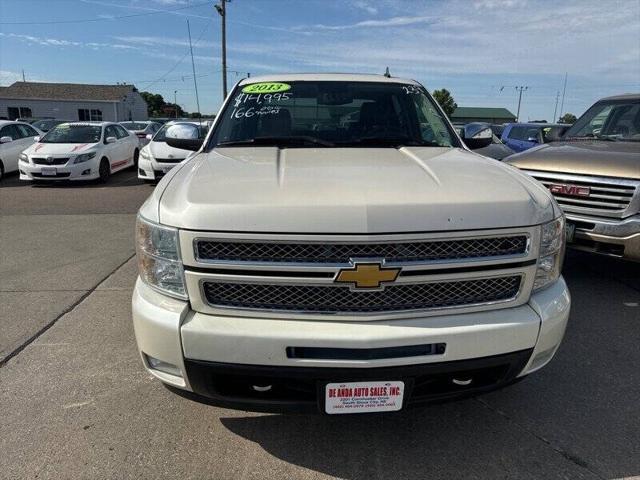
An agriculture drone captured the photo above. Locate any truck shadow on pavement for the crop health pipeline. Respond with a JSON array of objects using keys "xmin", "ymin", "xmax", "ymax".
[{"xmin": 218, "ymin": 251, "xmax": 640, "ymax": 480}]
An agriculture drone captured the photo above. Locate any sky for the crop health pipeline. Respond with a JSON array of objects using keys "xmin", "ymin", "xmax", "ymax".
[{"xmin": 0, "ymin": 0, "xmax": 638, "ymax": 120}]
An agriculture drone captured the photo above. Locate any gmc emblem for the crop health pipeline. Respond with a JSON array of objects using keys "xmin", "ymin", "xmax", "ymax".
[{"xmin": 549, "ymin": 183, "xmax": 590, "ymax": 197}]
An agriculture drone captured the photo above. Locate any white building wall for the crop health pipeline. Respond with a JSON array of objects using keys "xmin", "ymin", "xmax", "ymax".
[{"xmin": 0, "ymin": 95, "xmax": 148, "ymax": 121}]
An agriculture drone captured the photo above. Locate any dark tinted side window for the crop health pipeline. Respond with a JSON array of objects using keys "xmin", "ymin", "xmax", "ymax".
[
  {"xmin": 105, "ymin": 126, "xmax": 118, "ymax": 140},
  {"xmin": 0, "ymin": 124, "xmax": 21, "ymax": 140},
  {"xmin": 114, "ymin": 125, "xmax": 130, "ymax": 139},
  {"xmin": 16, "ymin": 124, "xmax": 38, "ymax": 138},
  {"xmin": 507, "ymin": 126, "xmax": 527, "ymax": 140}
]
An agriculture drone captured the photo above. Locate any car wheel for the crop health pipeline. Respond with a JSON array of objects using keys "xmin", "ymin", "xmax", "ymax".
[
  {"xmin": 98, "ymin": 158, "xmax": 110, "ymax": 184},
  {"xmin": 133, "ymin": 149, "xmax": 139, "ymax": 168},
  {"xmin": 0, "ymin": 160, "xmax": 4, "ymax": 182}
]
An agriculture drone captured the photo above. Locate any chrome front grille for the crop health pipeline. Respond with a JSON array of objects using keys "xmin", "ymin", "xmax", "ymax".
[
  {"xmin": 195, "ymin": 235, "xmax": 528, "ymax": 264},
  {"xmin": 182, "ymin": 228, "xmax": 538, "ymax": 320},
  {"xmin": 202, "ymin": 275, "xmax": 522, "ymax": 314},
  {"xmin": 525, "ymin": 170, "xmax": 639, "ymax": 218}
]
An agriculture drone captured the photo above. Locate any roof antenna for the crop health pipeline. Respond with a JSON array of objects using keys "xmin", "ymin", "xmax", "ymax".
[{"xmin": 384, "ymin": 67, "xmax": 391, "ymax": 78}]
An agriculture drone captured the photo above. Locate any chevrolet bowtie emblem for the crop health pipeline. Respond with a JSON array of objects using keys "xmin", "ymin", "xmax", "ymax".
[{"xmin": 335, "ymin": 262, "xmax": 401, "ymax": 290}]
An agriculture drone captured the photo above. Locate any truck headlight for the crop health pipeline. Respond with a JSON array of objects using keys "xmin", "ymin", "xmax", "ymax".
[
  {"xmin": 534, "ymin": 216, "xmax": 566, "ymax": 291},
  {"xmin": 19, "ymin": 153, "xmax": 29, "ymax": 163},
  {"xmin": 136, "ymin": 215, "xmax": 186, "ymax": 299},
  {"xmin": 74, "ymin": 152, "xmax": 97, "ymax": 164}
]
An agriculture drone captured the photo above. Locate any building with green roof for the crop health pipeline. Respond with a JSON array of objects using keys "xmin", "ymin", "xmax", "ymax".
[{"xmin": 451, "ymin": 107, "xmax": 516, "ymax": 124}]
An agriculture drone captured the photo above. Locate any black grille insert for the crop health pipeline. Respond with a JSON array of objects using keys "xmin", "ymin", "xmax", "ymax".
[
  {"xmin": 196, "ymin": 236, "xmax": 528, "ymax": 264},
  {"xmin": 202, "ymin": 275, "xmax": 522, "ymax": 313},
  {"xmin": 32, "ymin": 157, "xmax": 70, "ymax": 165}
]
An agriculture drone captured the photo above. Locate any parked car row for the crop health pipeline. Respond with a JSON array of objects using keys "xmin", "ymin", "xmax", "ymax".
[{"xmin": 0, "ymin": 118, "xmax": 206, "ymax": 184}]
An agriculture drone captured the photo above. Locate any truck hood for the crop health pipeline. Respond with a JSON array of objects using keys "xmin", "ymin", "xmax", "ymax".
[
  {"xmin": 157, "ymin": 147, "xmax": 554, "ymax": 232},
  {"xmin": 506, "ymin": 140, "xmax": 640, "ymax": 179},
  {"xmin": 25, "ymin": 142, "xmax": 99, "ymax": 155}
]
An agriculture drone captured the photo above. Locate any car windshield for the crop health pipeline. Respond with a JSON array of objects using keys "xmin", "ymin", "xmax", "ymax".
[
  {"xmin": 40, "ymin": 124, "xmax": 102, "ymax": 143},
  {"xmin": 210, "ymin": 81, "xmax": 457, "ymax": 148},
  {"xmin": 565, "ymin": 99, "xmax": 640, "ymax": 141},
  {"xmin": 154, "ymin": 123, "xmax": 207, "ymax": 142},
  {"xmin": 33, "ymin": 120, "xmax": 63, "ymax": 131},
  {"xmin": 121, "ymin": 122, "xmax": 149, "ymax": 131}
]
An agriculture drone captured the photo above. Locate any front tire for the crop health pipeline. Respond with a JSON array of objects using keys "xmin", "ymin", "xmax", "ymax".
[
  {"xmin": 0, "ymin": 160, "xmax": 4, "ymax": 182},
  {"xmin": 98, "ymin": 158, "xmax": 110, "ymax": 184},
  {"xmin": 133, "ymin": 149, "xmax": 139, "ymax": 168}
]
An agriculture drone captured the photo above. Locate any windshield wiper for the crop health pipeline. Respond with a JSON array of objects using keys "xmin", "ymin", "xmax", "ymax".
[
  {"xmin": 337, "ymin": 136, "xmax": 440, "ymax": 147},
  {"xmin": 566, "ymin": 134, "xmax": 618, "ymax": 142},
  {"xmin": 216, "ymin": 136, "xmax": 335, "ymax": 148}
]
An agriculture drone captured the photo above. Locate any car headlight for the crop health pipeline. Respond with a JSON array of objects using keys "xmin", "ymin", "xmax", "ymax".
[
  {"xmin": 140, "ymin": 149, "xmax": 151, "ymax": 160},
  {"xmin": 534, "ymin": 216, "xmax": 566, "ymax": 291},
  {"xmin": 74, "ymin": 151, "xmax": 97, "ymax": 164},
  {"xmin": 19, "ymin": 153, "xmax": 29, "ymax": 163},
  {"xmin": 136, "ymin": 215, "xmax": 186, "ymax": 299}
]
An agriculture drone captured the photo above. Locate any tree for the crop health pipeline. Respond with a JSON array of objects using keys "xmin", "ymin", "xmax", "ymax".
[
  {"xmin": 432, "ymin": 88, "xmax": 457, "ymax": 117},
  {"xmin": 140, "ymin": 91, "xmax": 184, "ymax": 118},
  {"xmin": 559, "ymin": 113, "xmax": 577, "ymax": 124}
]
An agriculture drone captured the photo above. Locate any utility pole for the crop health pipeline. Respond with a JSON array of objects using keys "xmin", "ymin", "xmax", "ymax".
[
  {"xmin": 174, "ymin": 90, "xmax": 178, "ymax": 118},
  {"xmin": 553, "ymin": 90, "xmax": 560, "ymax": 123},
  {"xmin": 559, "ymin": 72, "xmax": 568, "ymax": 120},
  {"xmin": 515, "ymin": 86, "xmax": 529, "ymax": 122},
  {"xmin": 215, "ymin": 1, "xmax": 229, "ymax": 99},
  {"xmin": 186, "ymin": 20, "xmax": 201, "ymax": 118}
]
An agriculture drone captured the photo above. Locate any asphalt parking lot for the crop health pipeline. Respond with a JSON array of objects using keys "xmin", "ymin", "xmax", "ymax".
[{"xmin": 1, "ymin": 170, "xmax": 639, "ymax": 480}]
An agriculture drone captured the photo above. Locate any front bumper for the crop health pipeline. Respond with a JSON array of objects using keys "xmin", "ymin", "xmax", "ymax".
[
  {"xmin": 19, "ymin": 159, "xmax": 99, "ymax": 181},
  {"xmin": 566, "ymin": 212, "xmax": 640, "ymax": 261},
  {"xmin": 132, "ymin": 277, "xmax": 570, "ymax": 412},
  {"xmin": 137, "ymin": 157, "xmax": 180, "ymax": 181}
]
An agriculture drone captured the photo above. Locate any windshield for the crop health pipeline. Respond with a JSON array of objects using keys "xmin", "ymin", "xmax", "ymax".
[
  {"xmin": 565, "ymin": 99, "xmax": 640, "ymax": 141},
  {"xmin": 121, "ymin": 122, "xmax": 149, "ymax": 131},
  {"xmin": 210, "ymin": 81, "xmax": 457, "ymax": 148},
  {"xmin": 40, "ymin": 124, "xmax": 102, "ymax": 143},
  {"xmin": 154, "ymin": 123, "xmax": 207, "ymax": 142},
  {"xmin": 33, "ymin": 120, "xmax": 64, "ymax": 131}
]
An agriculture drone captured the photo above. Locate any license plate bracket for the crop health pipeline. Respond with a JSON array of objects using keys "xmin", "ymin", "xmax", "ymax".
[{"xmin": 324, "ymin": 380, "xmax": 405, "ymax": 414}]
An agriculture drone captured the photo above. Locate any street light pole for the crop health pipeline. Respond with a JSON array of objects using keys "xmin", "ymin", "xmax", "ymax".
[
  {"xmin": 215, "ymin": 1, "xmax": 228, "ymax": 99},
  {"xmin": 515, "ymin": 86, "xmax": 529, "ymax": 122},
  {"xmin": 174, "ymin": 90, "xmax": 178, "ymax": 118}
]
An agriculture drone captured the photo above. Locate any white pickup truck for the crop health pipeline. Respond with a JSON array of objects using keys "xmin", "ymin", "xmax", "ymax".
[{"xmin": 132, "ymin": 74, "xmax": 570, "ymax": 414}]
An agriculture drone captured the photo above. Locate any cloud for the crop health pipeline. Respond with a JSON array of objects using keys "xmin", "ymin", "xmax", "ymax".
[
  {"xmin": 114, "ymin": 35, "xmax": 216, "ymax": 48},
  {"xmin": 352, "ymin": 1, "xmax": 378, "ymax": 15},
  {"xmin": 296, "ymin": 15, "xmax": 437, "ymax": 31}
]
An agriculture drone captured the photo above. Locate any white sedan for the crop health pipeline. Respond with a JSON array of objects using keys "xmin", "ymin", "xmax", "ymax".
[
  {"xmin": 19, "ymin": 122, "xmax": 139, "ymax": 183},
  {"xmin": 0, "ymin": 121, "xmax": 42, "ymax": 181},
  {"xmin": 137, "ymin": 121, "xmax": 207, "ymax": 182}
]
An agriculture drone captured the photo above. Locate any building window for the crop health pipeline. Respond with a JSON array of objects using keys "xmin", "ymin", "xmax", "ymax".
[
  {"xmin": 78, "ymin": 109, "xmax": 102, "ymax": 121},
  {"xmin": 7, "ymin": 106, "xmax": 32, "ymax": 120}
]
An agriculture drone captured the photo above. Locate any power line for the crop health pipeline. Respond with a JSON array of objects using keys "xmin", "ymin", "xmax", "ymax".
[
  {"xmin": 138, "ymin": 21, "xmax": 212, "ymax": 90},
  {"xmin": 0, "ymin": 1, "xmax": 211, "ymax": 25}
]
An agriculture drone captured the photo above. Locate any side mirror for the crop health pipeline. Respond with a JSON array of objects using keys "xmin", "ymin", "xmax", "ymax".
[
  {"xmin": 33, "ymin": 136, "xmax": 40, "ymax": 142},
  {"xmin": 105, "ymin": 136, "xmax": 117, "ymax": 144},
  {"xmin": 462, "ymin": 125, "xmax": 493, "ymax": 150},
  {"xmin": 527, "ymin": 137, "xmax": 538, "ymax": 143},
  {"xmin": 146, "ymin": 134, "xmax": 153, "ymax": 140},
  {"xmin": 0, "ymin": 136, "xmax": 13, "ymax": 143},
  {"xmin": 166, "ymin": 137, "xmax": 203, "ymax": 151}
]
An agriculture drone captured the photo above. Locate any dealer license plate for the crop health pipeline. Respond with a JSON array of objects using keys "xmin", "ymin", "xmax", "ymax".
[
  {"xmin": 565, "ymin": 221, "xmax": 576, "ymax": 243},
  {"xmin": 41, "ymin": 167, "xmax": 57, "ymax": 176},
  {"xmin": 325, "ymin": 381, "xmax": 404, "ymax": 414}
]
